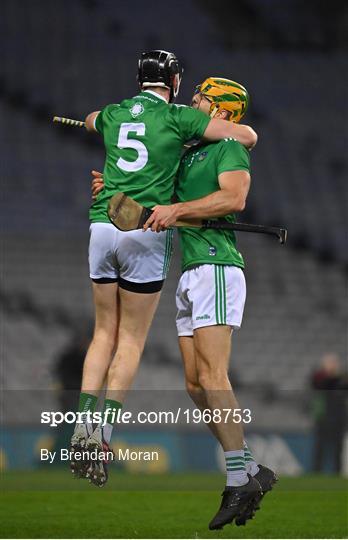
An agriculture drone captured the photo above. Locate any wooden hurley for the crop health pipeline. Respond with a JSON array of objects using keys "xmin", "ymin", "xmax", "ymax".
[{"xmin": 107, "ymin": 192, "xmax": 287, "ymax": 244}]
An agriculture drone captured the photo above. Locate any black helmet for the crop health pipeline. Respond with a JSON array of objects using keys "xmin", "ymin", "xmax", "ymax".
[{"xmin": 137, "ymin": 50, "xmax": 183, "ymax": 103}]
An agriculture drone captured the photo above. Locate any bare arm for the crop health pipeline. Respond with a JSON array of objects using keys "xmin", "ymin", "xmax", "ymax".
[
  {"xmin": 85, "ymin": 111, "xmax": 100, "ymax": 132},
  {"xmin": 203, "ymin": 119, "xmax": 258, "ymax": 150},
  {"xmin": 174, "ymin": 170, "xmax": 250, "ymax": 219},
  {"xmin": 143, "ymin": 170, "xmax": 251, "ymax": 232}
]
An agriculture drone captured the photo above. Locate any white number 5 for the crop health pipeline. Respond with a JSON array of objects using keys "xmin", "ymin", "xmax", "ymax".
[{"xmin": 116, "ymin": 123, "xmax": 148, "ymax": 172}]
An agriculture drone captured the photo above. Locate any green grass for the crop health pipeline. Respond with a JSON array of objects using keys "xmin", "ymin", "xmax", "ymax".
[{"xmin": 1, "ymin": 471, "xmax": 347, "ymax": 538}]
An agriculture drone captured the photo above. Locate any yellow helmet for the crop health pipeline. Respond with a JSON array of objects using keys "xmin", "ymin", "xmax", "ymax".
[{"xmin": 195, "ymin": 77, "xmax": 249, "ymax": 123}]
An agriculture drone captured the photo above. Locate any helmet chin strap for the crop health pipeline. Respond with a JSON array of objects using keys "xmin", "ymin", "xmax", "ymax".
[
  {"xmin": 209, "ymin": 104, "xmax": 220, "ymax": 118},
  {"xmin": 209, "ymin": 104, "xmax": 233, "ymax": 122},
  {"xmin": 172, "ymin": 73, "xmax": 182, "ymax": 99}
]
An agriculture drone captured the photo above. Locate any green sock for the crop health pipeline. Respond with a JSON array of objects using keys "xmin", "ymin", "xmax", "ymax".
[
  {"xmin": 101, "ymin": 399, "xmax": 123, "ymax": 443},
  {"xmin": 78, "ymin": 392, "xmax": 98, "ymax": 414}
]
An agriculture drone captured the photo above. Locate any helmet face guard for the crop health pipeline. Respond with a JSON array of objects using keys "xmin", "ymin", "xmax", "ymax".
[
  {"xmin": 137, "ymin": 50, "xmax": 183, "ymax": 103},
  {"xmin": 195, "ymin": 77, "xmax": 249, "ymax": 123}
]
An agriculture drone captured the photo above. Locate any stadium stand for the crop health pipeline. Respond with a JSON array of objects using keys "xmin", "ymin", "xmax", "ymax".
[{"xmin": 1, "ymin": 0, "xmax": 347, "ymax": 260}]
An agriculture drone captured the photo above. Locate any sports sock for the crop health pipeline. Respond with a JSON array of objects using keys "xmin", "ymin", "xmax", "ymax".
[
  {"xmin": 244, "ymin": 440, "xmax": 260, "ymax": 476},
  {"xmin": 75, "ymin": 392, "xmax": 98, "ymax": 436},
  {"xmin": 224, "ymin": 450, "xmax": 248, "ymax": 487},
  {"xmin": 101, "ymin": 398, "xmax": 122, "ymax": 444}
]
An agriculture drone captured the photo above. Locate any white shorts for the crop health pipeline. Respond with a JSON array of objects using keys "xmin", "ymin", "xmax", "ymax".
[
  {"xmin": 176, "ymin": 264, "xmax": 246, "ymax": 336},
  {"xmin": 89, "ymin": 223, "xmax": 173, "ymax": 291}
]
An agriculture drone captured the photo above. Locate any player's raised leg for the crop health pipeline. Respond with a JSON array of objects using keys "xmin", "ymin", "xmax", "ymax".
[
  {"xmin": 70, "ymin": 281, "xmax": 119, "ymax": 478},
  {"xmin": 82, "ymin": 282, "xmax": 119, "ymax": 393},
  {"xmin": 107, "ymin": 286, "xmax": 161, "ymax": 401},
  {"xmin": 86, "ymin": 286, "xmax": 161, "ymax": 486}
]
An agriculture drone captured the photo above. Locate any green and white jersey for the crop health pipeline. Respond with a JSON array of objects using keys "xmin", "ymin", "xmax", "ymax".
[
  {"xmin": 89, "ymin": 91, "xmax": 210, "ymax": 223},
  {"xmin": 176, "ymin": 138, "xmax": 250, "ymax": 272}
]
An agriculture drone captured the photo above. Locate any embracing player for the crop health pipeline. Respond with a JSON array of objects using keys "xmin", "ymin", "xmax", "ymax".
[
  {"xmin": 70, "ymin": 50, "xmax": 257, "ymax": 493},
  {"xmin": 143, "ymin": 78, "xmax": 277, "ymax": 529},
  {"xmin": 91, "ymin": 77, "xmax": 276, "ymax": 529}
]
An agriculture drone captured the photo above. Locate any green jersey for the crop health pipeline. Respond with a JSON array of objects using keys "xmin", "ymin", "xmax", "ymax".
[
  {"xmin": 176, "ymin": 138, "xmax": 250, "ymax": 272},
  {"xmin": 89, "ymin": 91, "xmax": 210, "ymax": 223}
]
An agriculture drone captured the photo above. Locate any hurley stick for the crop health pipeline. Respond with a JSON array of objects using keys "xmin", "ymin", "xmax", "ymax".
[{"xmin": 52, "ymin": 116, "xmax": 85, "ymax": 128}]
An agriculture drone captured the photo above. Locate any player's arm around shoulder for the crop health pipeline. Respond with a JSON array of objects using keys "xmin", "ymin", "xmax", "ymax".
[
  {"xmin": 203, "ymin": 118, "xmax": 258, "ymax": 150},
  {"xmin": 143, "ymin": 168, "xmax": 251, "ymax": 232},
  {"xmin": 172, "ymin": 167, "xmax": 251, "ymax": 221},
  {"xmin": 144, "ymin": 139, "xmax": 251, "ymax": 231}
]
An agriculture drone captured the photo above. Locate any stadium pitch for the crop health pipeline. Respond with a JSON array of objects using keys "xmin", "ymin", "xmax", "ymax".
[{"xmin": 1, "ymin": 471, "xmax": 347, "ymax": 538}]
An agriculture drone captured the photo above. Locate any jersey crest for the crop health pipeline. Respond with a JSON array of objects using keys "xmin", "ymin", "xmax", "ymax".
[
  {"xmin": 198, "ymin": 151, "xmax": 208, "ymax": 161},
  {"xmin": 129, "ymin": 103, "xmax": 144, "ymax": 118}
]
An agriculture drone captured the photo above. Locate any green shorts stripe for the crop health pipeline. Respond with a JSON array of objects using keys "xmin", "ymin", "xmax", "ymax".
[
  {"xmin": 162, "ymin": 229, "xmax": 173, "ymax": 279},
  {"xmin": 167, "ymin": 230, "xmax": 173, "ymax": 274},
  {"xmin": 219, "ymin": 266, "xmax": 223, "ymax": 324},
  {"xmin": 214, "ymin": 266, "xmax": 220, "ymax": 323},
  {"xmin": 215, "ymin": 265, "xmax": 228, "ymax": 325},
  {"xmin": 162, "ymin": 232, "xmax": 169, "ymax": 279},
  {"xmin": 221, "ymin": 265, "xmax": 226, "ymax": 324},
  {"xmin": 215, "ymin": 265, "xmax": 227, "ymax": 325}
]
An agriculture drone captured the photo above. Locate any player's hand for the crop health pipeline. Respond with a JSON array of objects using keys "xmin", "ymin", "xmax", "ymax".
[
  {"xmin": 91, "ymin": 170, "xmax": 104, "ymax": 200},
  {"xmin": 143, "ymin": 204, "xmax": 179, "ymax": 233}
]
